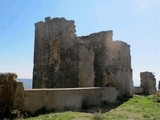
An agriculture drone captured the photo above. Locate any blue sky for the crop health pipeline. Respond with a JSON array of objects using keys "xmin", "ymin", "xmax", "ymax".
[{"xmin": 0, "ymin": 0, "xmax": 159, "ymax": 86}]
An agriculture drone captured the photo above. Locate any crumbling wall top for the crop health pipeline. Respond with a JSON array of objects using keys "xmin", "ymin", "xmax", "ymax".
[
  {"xmin": 80, "ymin": 30, "xmax": 113, "ymax": 40},
  {"xmin": 0, "ymin": 73, "xmax": 17, "ymax": 82},
  {"xmin": 114, "ymin": 40, "xmax": 130, "ymax": 48},
  {"xmin": 140, "ymin": 71, "xmax": 157, "ymax": 95},
  {"xmin": 140, "ymin": 71, "xmax": 155, "ymax": 78},
  {"xmin": 35, "ymin": 17, "xmax": 75, "ymax": 28}
]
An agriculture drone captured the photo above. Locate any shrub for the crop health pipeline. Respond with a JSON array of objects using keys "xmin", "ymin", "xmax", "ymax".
[{"xmin": 152, "ymin": 93, "xmax": 160, "ymax": 103}]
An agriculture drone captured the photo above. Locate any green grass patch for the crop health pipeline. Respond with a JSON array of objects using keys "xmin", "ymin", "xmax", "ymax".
[
  {"xmin": 23, "ymin": 111, "xmax": 92, "ymax": 120},
  {"xmin": 22, "ymin": 94, "xmax": 160, "ymax": 120}
]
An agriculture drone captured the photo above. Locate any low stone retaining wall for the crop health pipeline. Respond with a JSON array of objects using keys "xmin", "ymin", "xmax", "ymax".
[
  {"xmin": 134, "ymin": 87, "xmax": 143, "ymax": 94},
  {"xmin": 134, "ymin": 86, "xmax": 157, "ymax": 95},
  {"xmin": 0, "ymin": 73, "xmax": 119, "ymax": 116},
  {"xmin": 24, "ymin": 87, "xmax": 118, "ymax": 114}
]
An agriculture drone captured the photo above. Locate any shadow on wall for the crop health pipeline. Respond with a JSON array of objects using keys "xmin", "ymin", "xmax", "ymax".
[
  {"xmin": 23, "ymin": 87, "xmax": 119, "ymax": 116},
  {"xmin": 25, "ymin": 98, "xmax": 124, "ymax": 117}
]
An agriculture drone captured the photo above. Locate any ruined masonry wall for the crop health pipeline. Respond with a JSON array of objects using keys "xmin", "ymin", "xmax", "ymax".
[
  {"xmin": 78, "ymin": 44, "xmax": 95, "ymax": 87},
  {"xmin": 140, "ymin": 72, "xmax": 157, "ymax": 94},
  {"xmin": 80, "ymin": 32, "xmax": 133, "ymax": 97},
  {"xmin": 33, "ymin": 17, "xmax": 133, "ymax": 97},
  {"xmin": 33, "ymin": 17, "xmax": 79, "ymax": 88}
]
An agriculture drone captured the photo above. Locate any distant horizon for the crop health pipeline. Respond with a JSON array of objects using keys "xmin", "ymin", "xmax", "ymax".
[{"xmin": 17, "ymin": 78, "xmax": 32, "ymax": 79}]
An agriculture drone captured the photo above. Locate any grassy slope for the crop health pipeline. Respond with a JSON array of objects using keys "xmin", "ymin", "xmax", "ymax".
[
  {"xmin": 103, "ymin": 95, "xmax": 160, "ymax": 120},
  {"xmin": 23, "ymin": 94, "xmax": 160, "ymax": 120}
]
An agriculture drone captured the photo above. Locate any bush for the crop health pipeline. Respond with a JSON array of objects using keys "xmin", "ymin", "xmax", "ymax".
[{"xmin": 153, "ymin": 93, "xmax": 160, "ymax": 103}]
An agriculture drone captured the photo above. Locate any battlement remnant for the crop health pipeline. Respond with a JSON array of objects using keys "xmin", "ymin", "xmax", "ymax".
[
  {"xmin": 33, "ymin": 17, "xmax": 134, "ymax": 97},
  {"xmin": 140, "ymin": 71, "xmax": 157, "ymax": 94}
]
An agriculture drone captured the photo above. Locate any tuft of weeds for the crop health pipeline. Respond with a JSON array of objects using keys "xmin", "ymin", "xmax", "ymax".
[
  {"xmin": 92, "ymin": 112, "xmax": 103, "ymax": 120},
  {"xmin": 151, "ymin": 92, "xmax": 160, "ymax": 102}
]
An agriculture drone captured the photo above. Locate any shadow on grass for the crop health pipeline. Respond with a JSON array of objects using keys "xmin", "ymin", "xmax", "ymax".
[
  {"xmin": 80, "ymin": 96, "xmax": 130, "ymax": 114},
  {"xmin": 80, "ymin": 100, "xmax": 124, "ymax": 114}
]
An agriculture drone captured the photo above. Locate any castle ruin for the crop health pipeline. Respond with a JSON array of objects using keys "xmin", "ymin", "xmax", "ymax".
[
  {"xmin": 1, "ymin": 17, "xmax": 159, "ymax": 116},
  {"xmin": 33, "ymin": 17, "xmax": 134, "ymax": 97},
  {"xmin": 140, "ymin": 72, "xmax": 157, "ymax": 94}
]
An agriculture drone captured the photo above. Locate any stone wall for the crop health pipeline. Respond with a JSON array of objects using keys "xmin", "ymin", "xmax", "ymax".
[
  {"xmin": 78, "ymin": 44, "xmax": 95, "ymax": 87},
  {"xmin": 0, "ymin": 74, "xmax": 118, "ymax": 116},
  {"xmin": 33, "ymin": 17, "xmax": 133, "ymax": 97},
  {"xmin": 80, "ymin": 32, "xmax": 133, "ymax": 97},
  {"xmin": 80, "ymin": 31, "xmax": 113, "ymax": 87},
  {"xmin": 33, "ymin": 17, "xmax": 79, "ymax": 88},
  {"xmin": 134, "ymin": 87, "xmax": 143, "ymax": 94},
  {"xmin": 0, "ymin": 73, "xmax": 24, "ymax": 118},
  {"xmin": 140, "ymin": 72, "xmax": 157, "ymax": 94},
  {"xmin": 24, "ymin": 87, "xmax": 118, "ymax": 115}
]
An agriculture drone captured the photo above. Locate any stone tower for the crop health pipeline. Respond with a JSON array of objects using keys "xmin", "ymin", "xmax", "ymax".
[
  {"xmin": 33, "ymin": 17, "xmax": 79, "ymax": 88},
  {"xmin": 33, "ymin": 17, "xmax": 133, "ymax": 97}
]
